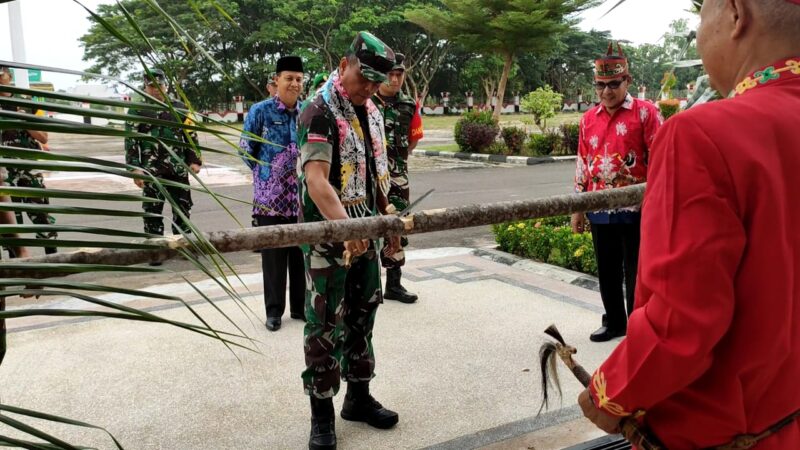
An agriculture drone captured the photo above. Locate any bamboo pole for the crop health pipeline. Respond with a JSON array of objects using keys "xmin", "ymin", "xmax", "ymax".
[{"xmin": 0, "ymin": 184, "xmax": 645, "ymax": 279}]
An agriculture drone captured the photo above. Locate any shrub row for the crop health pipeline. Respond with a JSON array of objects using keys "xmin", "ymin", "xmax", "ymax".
[
  {"xmin": 454, "ymin": 112, "xmax": 581, "ymax": 157},
  {"xmin": 492, "ymin": 216, "xmax": 597, "ymax": 276}
]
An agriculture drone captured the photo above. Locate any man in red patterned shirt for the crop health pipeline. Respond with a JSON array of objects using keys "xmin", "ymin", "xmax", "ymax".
[{"xmin": 572, "ymin": 43, "xmax": 662, "ymax": 342}]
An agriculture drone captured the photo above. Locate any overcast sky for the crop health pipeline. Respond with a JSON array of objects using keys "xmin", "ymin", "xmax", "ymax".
[{"xmin": 0, "ymin": 0, "xmax": 699, "ymax": 91}]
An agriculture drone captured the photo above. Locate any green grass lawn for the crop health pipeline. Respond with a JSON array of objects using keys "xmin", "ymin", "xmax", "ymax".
[
  {"xmin": 422, "ymin": 112, "xmax": 583, "ymax": 131},
  {"xmin": 419, "ymin": 143, "xmax": 460, "ymax": 152}
]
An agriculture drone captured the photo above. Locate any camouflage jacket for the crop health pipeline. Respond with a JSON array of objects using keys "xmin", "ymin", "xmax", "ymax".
[
  {"xmin": 124, "ymin": 100, "xmax": 201, "ymax": 179},
  {"xmin": 1, "ymin": 96, "xmax": 44, "ymax": 178},
  {"xmin": 1, "ymin": 96, "xmax": 39, "ymax": 150},
  {"xmin": 373, "ymin": 92, "xmax": 417, "ymax": 161}
]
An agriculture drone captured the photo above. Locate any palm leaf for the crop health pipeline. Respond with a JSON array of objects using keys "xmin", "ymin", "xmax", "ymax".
[
  {"xmin": 0, "ymin": 412, "xmax": 81, "ymax": 450},
  {"xmin": 599, "ymin": 0, "xmax": 628, "ymax": 18},
  {"xmin": 0, "ymin": 226, "xmax": 153, "ymax": 238},
  {"xmin": 0, "ymin": 0, "xmax": 265, "ymax": 446},
  {"xmin": 0, "ymin": 187, "xmax": 152, "ymax": 202},
  {"xmin": 0, "ymin": 403, "xmax": 124, "ymax": 449}
]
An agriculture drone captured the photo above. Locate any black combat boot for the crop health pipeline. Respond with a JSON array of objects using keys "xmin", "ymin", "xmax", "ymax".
[
  {"xmin": 383, "ymin": 268, "xmax": 418, "ymax": 304},
  {"xmin": 309, "ymin": 397, "xmax": 336, "ymax": 450},
  {"xmin": 340, "ymin": 382, "xmax": 399, "ymax": 429}
]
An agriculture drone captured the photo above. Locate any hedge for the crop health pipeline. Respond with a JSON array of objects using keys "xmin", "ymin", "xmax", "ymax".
[{"xmin": 492, "ymin": 215, "xmax": 597, "ymax": 276}]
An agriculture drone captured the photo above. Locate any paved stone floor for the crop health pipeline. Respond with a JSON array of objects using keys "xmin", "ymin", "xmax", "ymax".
[{"xmin": 1, "ymin": 248, "xmax": 618, "ymax": 449}]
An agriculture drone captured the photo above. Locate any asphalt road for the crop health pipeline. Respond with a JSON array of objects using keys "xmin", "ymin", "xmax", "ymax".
[
  {"xmin": 45, "ymin": 159, "xmax": 576, "ymax": 250},
  {"xmin": 42, "ymin": 130, "xmax": 576, "ymax": 249},
  {"xmin": 17, "ymin": 133, "xmax": 574, "ymax": 289}
]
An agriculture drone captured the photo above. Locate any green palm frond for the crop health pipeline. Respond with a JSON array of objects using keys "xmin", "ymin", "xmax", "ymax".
[
  {"xmin": 0, "ymin": 0, "xmax": 265, "ymax": 445},
  {"xmin": 601, "ymin": 0, "xmax": 703, "ymax": 18},
  {"xmin": 0, "ymin": 403, "xmax": 124, "ymax": 449}
]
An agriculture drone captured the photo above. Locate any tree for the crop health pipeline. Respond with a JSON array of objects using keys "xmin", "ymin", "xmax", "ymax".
[
  {"xmin": 407, "ymin": 0, "xmax": 597, "ymax": 120},
  {"xmin": 460, "ymin": 55, "xmax": 519, "ymax": 108},
  {"xmin": 80, "ymin": 0, "xmax": 244, "ymax": 108},
  {"xmin": 255, "ymin": 0, "xmax": 398, "ymax": 72},
  {"xmin": 375, "ymin": 10, "xmax": 450, "ymax": 104},
  {"xmin": 626, "ymin": 19, "xmax": 702, "ymax": 99},
  {"xmin": 538, "ymin": 29, "xmax": 612, "ymax": 101},
  {"xmin": 521, "ymin": 86, "xmax": 564, "ymax": 132}
]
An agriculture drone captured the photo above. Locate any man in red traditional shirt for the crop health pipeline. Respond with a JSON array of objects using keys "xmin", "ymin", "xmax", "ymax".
[
  {"xmin": 572, "ymin": 44, "xmax": 662, "ymax": 342},
  {"xmin": 579, "ymin": 0, "xmax": 800, "ymax": 447}
]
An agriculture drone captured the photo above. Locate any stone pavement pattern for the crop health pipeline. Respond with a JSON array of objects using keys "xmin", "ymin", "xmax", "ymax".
[{"xmin": 1, "ymin": 248, "xmax": 616, "ymax": 449}]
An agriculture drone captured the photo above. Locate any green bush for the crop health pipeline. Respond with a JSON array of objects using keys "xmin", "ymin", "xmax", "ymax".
[
  {"xmin": 521, "ymin": 85, "xmax": 564, "ymax": 133},
  {"xmin": 525, "ymin": 130, "xmax": 562, "ymax": 156},
  {"xmin": 454, "ymin": 111, "xmax": 499, "ymax": 152},
  {"xmin": 484, "ymin": 142, "xmax": 510, "ymax": 155},
  {"xmin": 559, "ymin": 123, "xmax": 580, "ymax": 155},
  {"xmin": 501, "ymin": 126, "xmax": 527, "ymax": 155},
  {"xmin": 492, "ymin": 216, "xmax": 597, "ymax": 276},
  {"xmin": 658, "ymin": 99, "xmax": 681, "ymax": 120}
]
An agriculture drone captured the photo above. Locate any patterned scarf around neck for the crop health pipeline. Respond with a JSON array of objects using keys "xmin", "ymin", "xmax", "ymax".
[{"xmin": 319, "ymin": 70, "xmax": 390, "ymax": 217}]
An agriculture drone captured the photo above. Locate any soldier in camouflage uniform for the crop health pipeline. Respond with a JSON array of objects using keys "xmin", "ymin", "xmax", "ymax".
[
  {"xmin": 267, "ymin": 72, "xmax": 277, "ymax": 98},
  {"xmin": 0, "ymin": 64, "xmax": 57, "ymax": 255},
  {"xmin": 125, "ymin": 69, "xmax": 201, "ymax": 242},
  {"xmin": 372, "ymin": 53, "xmax": 424, "ymax": 304},
  {"xmin": 298, "ymin": 32, "xmax": 401, "ymax": 450}
]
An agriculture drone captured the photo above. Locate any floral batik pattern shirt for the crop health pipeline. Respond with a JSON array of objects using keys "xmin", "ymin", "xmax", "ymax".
[
  {"xmin": 240, "ymin": 97, "xmax": 300, "ymax": 218},
  {"xmin": 575, "ymin": 93, "xmax": 663, "ymax": 223}
]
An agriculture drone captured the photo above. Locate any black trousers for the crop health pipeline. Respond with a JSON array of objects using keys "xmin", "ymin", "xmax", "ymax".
[
  {"xmin": 590, "ymin": 221, "xmax": 641, "ymax": 331},
  {"xmin": 255, "ymin": 215, "xmax": 305, "ymax": 319}
]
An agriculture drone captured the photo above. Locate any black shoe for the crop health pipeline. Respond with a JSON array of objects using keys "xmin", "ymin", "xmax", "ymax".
[
  {"xmin": 589, "ymin": 326, "xmax": 626, "ymax": 342},
  {"xmin": 265, "ymin": 317, "xmax": 281, "ymax": 331},
  {"xmin": 148, "ymin": 261, "xmax": 163, "ymax": 267},
  {"xmin": 384, "ymin": 285, "xmax": 418, "ymax": 303},
  {"xmin": 44, "ymin": 247, "xmax": 57, "ymax": 255},
  {"xmin": 340, "ymin": 382, "xmax": 399, "ymax": 429},
  {"xmin": 384, "ymin": 268, "xmax": 418, "ymax": 304},
  {"xmin": 309, "ymin": 397, "xmax": 336, "ymax": 450},
  {"xmin": 291, "ymin": 312, "xmax": 306, "ymax": 321}
]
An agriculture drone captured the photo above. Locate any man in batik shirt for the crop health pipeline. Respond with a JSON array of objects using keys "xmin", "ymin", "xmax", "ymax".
[
  {"xmin": 572, "ymin": 43, "xmax": 662, "ymax": 342},
  {"xmin": 240, "ymin": 56, "xmax": 305, "ymax": 332}
]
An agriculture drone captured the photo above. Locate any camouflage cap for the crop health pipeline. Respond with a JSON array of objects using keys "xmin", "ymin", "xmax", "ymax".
[
  {"xmin": 143, "ymin": 68, "xmax": 167, "ymax": 85},
  {"xmin": 391, "ymin": 53, "xmax": 406, "ymax": 72},
  {"xmin": 311, "ymin": 73, "xmax": 328, "ymax": 90},
  {"xmin": 346, "ymin": 31, "xmax": 396, "ymax": 83}
]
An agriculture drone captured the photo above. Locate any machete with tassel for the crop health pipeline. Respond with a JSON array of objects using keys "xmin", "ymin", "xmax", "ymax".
[{"xmin": 539, "ymin": 324, "xmax": 666, "ymax": 450}]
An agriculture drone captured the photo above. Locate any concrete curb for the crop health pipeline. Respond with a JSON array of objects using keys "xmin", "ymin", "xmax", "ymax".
[
  {"xmin": 413, "ymin": 148, "xmax": 576, "ymax": 166},
  {"xmin": 425, "ymin": 405, "xmax": 585, "ymax": 450},
  {"xmin": 471, "ymin": 247, "xmax": 600, "ymax": 292}
]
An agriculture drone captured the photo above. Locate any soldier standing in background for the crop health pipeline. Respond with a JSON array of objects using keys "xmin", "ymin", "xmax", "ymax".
[
  {"xmin": 373, "ymin": 52, "xmax": 423, "ymax": 304},
  {"xmin": 0, "ymin": 64, "xmax": 57, "ymax": 255},
  {"xmin": 267, "ymin": 72, "xmax": 278, "ymax": 98},
  {"xmin": 125, "ymin": 68, "xmax": 201, "ymax": 256}
]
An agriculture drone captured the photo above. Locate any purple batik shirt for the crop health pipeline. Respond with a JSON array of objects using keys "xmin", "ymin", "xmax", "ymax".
[{"xmin": 239, "ymin": 97, "xmax": 300, "ymax": 218}]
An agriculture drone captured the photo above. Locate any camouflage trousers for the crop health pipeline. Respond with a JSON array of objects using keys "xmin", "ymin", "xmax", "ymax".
[
  {"xmin": 8, "ymin": 170, "xmax": 58, "ymax": 241},
  {"xmin": 142, "ymin": 178, "xmax": 193, "ymax": 235},
  {"xmin": 302, "ymin": 243, "xmax": 383, "ymax": 399},
  {"xmin": 381, "ymin": 167, "xmax": 410, "ymax": 269}
]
